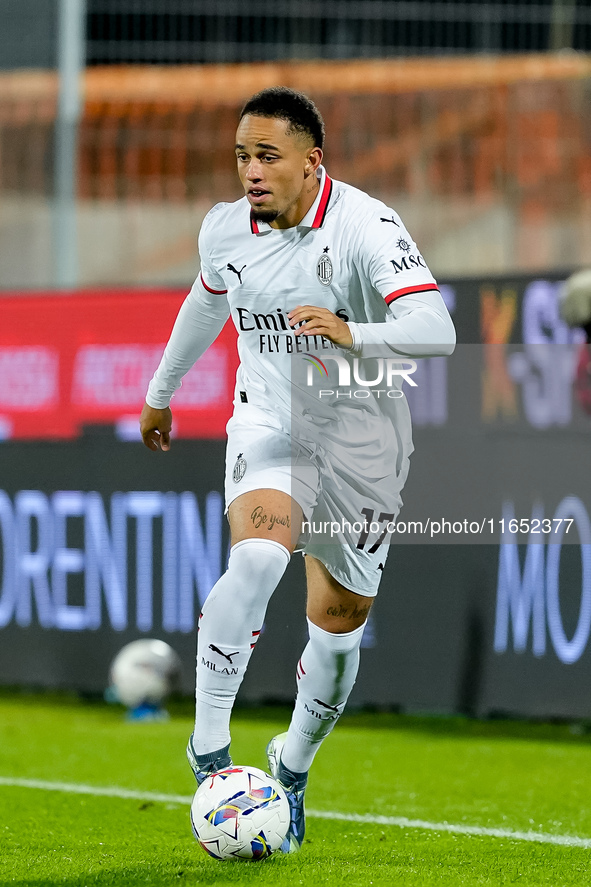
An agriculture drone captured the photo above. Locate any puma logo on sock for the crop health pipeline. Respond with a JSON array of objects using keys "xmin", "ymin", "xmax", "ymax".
[
  {"xmin": 209, "ymin": 644, "xmax": 239, "ymax": 665},
  {"xmin": 313, "ymin": 698, "xmax": 342, "ymax": 714}
]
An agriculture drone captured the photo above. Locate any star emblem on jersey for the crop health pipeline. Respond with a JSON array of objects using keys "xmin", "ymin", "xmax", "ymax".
[
  {"xmin": 232, "ymin": 452, "xmax": 247, "ymax": 483},
  {"xmin": 227, "ymin": 263, "xmax": 246, "ymax": 284},
  {"xmin": 396, "ymin": 237, "xmax": 411, "ymax": 253},
  {"xmin": 316, "ymin": 249, "xmax": 333, "ymax": 286}
]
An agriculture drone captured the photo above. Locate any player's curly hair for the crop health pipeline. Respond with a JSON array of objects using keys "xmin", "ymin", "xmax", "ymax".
[{"xmin": 240, "ymin": 87, "xmax": 325, "ymax": 150}]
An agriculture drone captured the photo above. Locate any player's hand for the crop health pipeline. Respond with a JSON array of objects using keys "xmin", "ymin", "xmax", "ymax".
[
  {"xmin": 288, "ymin": 305, "xmax": 353, "ymax": 348},
  {"xmin": 140, "ymin": 403, "xmax": 172, "ymax": 452}
]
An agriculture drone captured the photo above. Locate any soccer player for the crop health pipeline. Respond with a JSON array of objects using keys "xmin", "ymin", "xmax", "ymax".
[{"xmin": 140, "ymin": 87, "xmax": 455, "ymax": 853}]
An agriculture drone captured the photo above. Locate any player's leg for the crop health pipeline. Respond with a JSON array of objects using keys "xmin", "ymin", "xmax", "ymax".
[
  {"xmin": 188, "ymin": 488, "xmax": 302, "ymax": 783},
  {"xmin": 227, "ymin": 487, "xmax": 302, "ymax": 548},
  {"xmin": 267, "ymin": 555, "xmax": 372, "ymax": 851},
  {"xmin": 283, "ymin": 555, "xmax": 371, "ymax": 767},
  {"xmin": 304, "ymin": 554, "xmax": 373, "ymax": 632}
]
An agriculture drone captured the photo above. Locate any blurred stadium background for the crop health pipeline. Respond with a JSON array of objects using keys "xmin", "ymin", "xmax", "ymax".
[
  {"xmin": 2, "ymin": 0, "xmax": 591, "ymax": 284},
  {"xmin": 1, "ymin": 1, "xmax": 591, "ymax": 719}
]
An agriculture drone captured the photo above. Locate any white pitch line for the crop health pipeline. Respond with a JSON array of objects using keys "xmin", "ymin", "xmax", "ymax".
[
  {"xmin": 310, "ymin": 810, "xmax": 591, "ymax": 849},
  {"xmin": 1, "ymin": 776, "xmax": 590, "ymax": 850},
  {"xmin": 0, "ymin": 777, "xmax": 191, "ymax": 806}
]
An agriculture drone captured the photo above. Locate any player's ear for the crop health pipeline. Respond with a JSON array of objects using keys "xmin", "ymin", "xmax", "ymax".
[{"xmin": 306, "ymin": 147, "xmax": 323, "ymax": 175}]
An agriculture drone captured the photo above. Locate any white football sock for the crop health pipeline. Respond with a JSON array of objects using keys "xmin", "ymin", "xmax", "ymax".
[
  {"xmin": 280, "ymin": 617, "xmax": 365, "ymax": 774},
  {"xmin": 193, "ymin": 537, "xmax": 290, "ymax": 755}
]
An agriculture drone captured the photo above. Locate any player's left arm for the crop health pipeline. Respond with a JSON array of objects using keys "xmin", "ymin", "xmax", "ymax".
[
  {"xmin": 347, "ymin": 289, "xmax": 456, "ymax": 357},
  {"xmin": 349, "ymin": 208, "xmax": 456, "ymax": 357}
]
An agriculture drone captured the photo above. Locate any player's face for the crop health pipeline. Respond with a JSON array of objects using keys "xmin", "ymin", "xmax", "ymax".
[{"xmin": 235, "ymin": 115, "xmax": 322, "ymax": 228}]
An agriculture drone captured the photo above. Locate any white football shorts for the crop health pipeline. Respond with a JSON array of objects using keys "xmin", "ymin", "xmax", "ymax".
[{"xmin": 224, "ymin": 402, "xmax": 411, "ymax": 597}]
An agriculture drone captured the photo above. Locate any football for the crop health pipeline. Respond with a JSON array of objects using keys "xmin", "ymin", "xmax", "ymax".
[
  {"xmin": 190, "ymin": 765, "xmax": 290, "ymax": 860},
  {"xmin": 108, "ymin": 639, "xmax": 181, "ymax": 710}
]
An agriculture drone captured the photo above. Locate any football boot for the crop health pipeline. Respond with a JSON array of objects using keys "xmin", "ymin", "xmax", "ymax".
[
  {"xmin": 266, "ymin": 732, "xmax": 307, "ymax": 853},
  {"xmin": 186, "ymin": 733, "xmax": 232, "ymax": 786}
]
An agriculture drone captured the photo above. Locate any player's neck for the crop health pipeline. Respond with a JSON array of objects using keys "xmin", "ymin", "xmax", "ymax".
[{"xmin": 270, "ymin": 174, "xmax": 320, "ymax": 229}]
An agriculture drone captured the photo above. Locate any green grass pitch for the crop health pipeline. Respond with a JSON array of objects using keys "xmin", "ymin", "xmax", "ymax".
[{"xmin": 1, "ymin": 694, "xmax": 590, "ymax": 886}]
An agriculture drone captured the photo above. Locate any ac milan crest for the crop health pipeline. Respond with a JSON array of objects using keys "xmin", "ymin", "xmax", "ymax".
[
  {"xmin": 232, "ymin": 453, "xmax": 247, "ymax": 483},
  {"xmin": 316, "ymin": 251, "xmax": 333, "ymax": 286}
]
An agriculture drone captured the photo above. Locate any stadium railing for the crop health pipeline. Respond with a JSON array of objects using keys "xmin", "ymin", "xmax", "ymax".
[{"xmin": 0, "ymin": 55, "xmax": 590, "ymax": 282}]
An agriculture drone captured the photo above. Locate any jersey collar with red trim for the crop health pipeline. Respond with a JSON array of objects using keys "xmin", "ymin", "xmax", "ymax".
[{"xmin": 249, "ymin": 166, "xmax": 332, "ymax": 235}]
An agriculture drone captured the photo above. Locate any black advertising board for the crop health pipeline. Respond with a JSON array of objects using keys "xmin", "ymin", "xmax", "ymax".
[{"xmin": 1, "ymin": 270, "xmax": 591, "ymax": 719}]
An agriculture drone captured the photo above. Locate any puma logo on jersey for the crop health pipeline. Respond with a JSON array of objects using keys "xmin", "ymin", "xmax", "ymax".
[
  {"xmin": 227, "ymin": 263, "xmax": 246, "ymax": 284},
  {"xmin": 209, "ymin": 644, "xmax": 240, "ymax": 665},
  {"xmin": 380, "ymin": 216, "xmax": 399, "ymax": 226}
]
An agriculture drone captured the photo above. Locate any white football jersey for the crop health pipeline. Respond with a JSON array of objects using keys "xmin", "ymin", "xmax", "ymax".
[
  {"xmin": 198, "ymin": 166, "xmax": 445, "ymax": 410},
  {"xmin": 146, "ymin": 166, "xmax": 454, "ymax": 432}
]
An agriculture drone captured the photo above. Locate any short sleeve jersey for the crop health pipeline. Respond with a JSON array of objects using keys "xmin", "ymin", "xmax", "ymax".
[{"xmin": 197, "ymin": 166, "xmax": 439, "ymax": 427}]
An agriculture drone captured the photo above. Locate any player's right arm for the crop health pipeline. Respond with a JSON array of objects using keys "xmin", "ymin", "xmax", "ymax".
[
  {"xmin": 140, "ymin": 403, "xmax": 172, "ymax": 451},
  {"xmin": 141, "ymin": 208, "xmax": 230, "ymax": 450}
]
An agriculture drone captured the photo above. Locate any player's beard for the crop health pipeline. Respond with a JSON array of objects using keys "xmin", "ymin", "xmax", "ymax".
[{"xmin": 250, "ymin": 207, "xmax": 279, "ymax": 223}]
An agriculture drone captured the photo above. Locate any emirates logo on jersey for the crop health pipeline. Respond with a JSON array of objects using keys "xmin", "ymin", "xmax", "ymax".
[{"xmin": 316, "ymin": 248, "xmax": 333, "ymax": 286}]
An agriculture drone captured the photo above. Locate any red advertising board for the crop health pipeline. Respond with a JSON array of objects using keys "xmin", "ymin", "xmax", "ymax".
[{"xmin": 0, "ymin": 290, "xmax": 238, "ymax": 440}]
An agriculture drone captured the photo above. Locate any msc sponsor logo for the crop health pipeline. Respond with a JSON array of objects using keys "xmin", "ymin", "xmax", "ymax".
[{"xmin": 391, "ymin": 254, "xmax": 427, "ymax": 273}]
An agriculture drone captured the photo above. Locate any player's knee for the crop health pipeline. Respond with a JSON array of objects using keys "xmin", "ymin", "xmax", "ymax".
[
  {"xmin": 307, "ymin": 617, "xmax": 365, "ymax": 653},
  {"xmin": 203, "ymin": 537, "xmax": 291, "ymax": 616},
  {"xmin": 229, "ymin": 537, "xmax": 290, "ymax": 580}
]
